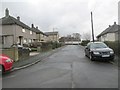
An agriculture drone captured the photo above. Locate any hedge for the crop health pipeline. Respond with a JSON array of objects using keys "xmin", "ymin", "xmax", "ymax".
[
  {"xmin": 81, "ymin": 40, "xmax": 90, "ymax": 46},
  {"xmin": 104, "ymin": 41, "xmax": 119, "ymax": 55}
]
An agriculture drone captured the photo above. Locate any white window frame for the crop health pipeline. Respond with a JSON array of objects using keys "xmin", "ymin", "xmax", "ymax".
[
  {"xmin": 24, "ymin": 38, "xmax": 27, "ymax": 43},
  {"xmin": 22, "ymin": 28, "xmax": 26, "ymax": 33},
  {"xmin": 30, "ymin": 31, "xmax": 33, "ymax": 35}
]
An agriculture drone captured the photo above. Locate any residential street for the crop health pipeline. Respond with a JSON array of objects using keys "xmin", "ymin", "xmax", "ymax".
[{"xmin": 3, "ymin": 45, "xmax": 118, "ymax": 88}]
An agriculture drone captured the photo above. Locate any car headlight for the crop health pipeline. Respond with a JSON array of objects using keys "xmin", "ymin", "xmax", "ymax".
[
  {"xmin": 5, "ymin": 59, "xmax": 12, "ymax": 63},
  {"xmin": 110, "ymin": 51, "xmax": 114, "ymax": 54},
  {"xmin": 93, "ymin": 51, "xmax": 100, "ymax": 54}
]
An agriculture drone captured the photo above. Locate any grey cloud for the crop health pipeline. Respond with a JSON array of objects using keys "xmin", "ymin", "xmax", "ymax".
[{"xmin": 1, "ymin": 0, "xmax": 118, "ymax": 39}]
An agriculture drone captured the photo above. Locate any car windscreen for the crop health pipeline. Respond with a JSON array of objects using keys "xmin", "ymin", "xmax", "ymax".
[{"xmin": 91, "ymin": 43, "xmax": 108, "ymax": 49}]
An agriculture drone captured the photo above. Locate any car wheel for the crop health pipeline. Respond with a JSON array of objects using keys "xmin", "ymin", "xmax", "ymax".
[
  {"xmin": 84, "ymin": 52, "xmax": 87, "ymax": 57},
  {"xmin": 89, "ymin": 54, "xmax": 94, "ymax": 61}
]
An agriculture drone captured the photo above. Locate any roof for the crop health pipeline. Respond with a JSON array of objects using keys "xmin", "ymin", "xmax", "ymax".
[
  {"xmin": 31, "ymin": 27, "xmax": 48, "ymax": 36},
  {"xmin": 97, "ymin": 23, "xmax": 120, "ymax": 38},
  {"xmin": 0, "ymin": 15, "xmax": 31, "ymax": 30},
  {"xmin": 45, "ymin": 31, "xmax": 58, "ymax": 36}
]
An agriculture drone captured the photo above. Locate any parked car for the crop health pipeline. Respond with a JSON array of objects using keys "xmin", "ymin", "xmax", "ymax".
[
  {"xmin": 0, "ymin": 54, "xmax": 13, "ymax": 73},
  {"xmin": 85, "ymin": 42, "xmax": 115, "ymax": 61},
  {"xmin": 11, "ymin": 44, "xmax": 31, "ymax": 51}
]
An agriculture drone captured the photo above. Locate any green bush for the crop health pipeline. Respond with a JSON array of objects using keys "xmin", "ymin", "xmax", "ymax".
[
  {"xmin": 30, "ymin": 41, "xmax": 64, "ymax": 52},
  {"xmin": 29, "ymin": 42, "xmax": 42, "ymax": 48},
  {"xmin": 30, "ymin": 48, "xmax": 37, "ymax": 51},
  {"xmin": 50, "ymin": 41, "xmax": 63, "ymax": 49},
  {"xmin": 41, "ymin": 42, "xmax": 52, "ymax": 52},
  {"xmin": 81, "ymin": 40, "xmax": 90, "ymax": 46},
  {"xmin": 104, "ymin": 41, "xmax": 119, "ymax": 55}
]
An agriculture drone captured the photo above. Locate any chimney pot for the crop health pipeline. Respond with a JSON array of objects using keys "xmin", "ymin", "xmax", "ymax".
[
  {"xmin": 17, "ymin": 16, "xmax": 20, "ymax": 21},
  {"xmin": 5, "ymin": 8, "xmax": 9, "ymax": 17},
  {"xmin": 114, "ymin": 22, "xmax": 116, "ymax": 25},
  {"xmin": 36, "ymin": 26, "xmax": 38, "ymax": 29},
  {"xmin": 31, "ymin": 24, "xmax": 34, "ymax": 28}
]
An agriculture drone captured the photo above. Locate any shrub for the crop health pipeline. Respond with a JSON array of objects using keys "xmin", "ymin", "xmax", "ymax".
[
  {"xmin": 104, "ymin": 41, "xmax": 119, "ymax": 55},
  {"xmin": 29, "ymin": 42, "xmax": 42, "ymax": 48},
  {"xmin": 81, "ymin": 40, "xmax": 90, "ymax": 46},
  {"xmin": 41, "ymin": 42, "xmax": 52, "ymax": 52}
]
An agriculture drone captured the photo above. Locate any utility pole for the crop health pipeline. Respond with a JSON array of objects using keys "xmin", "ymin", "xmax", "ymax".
[
  {"xmin": 53, "ymin": 28, "xmax": 54, "ymax": 42},
  {"xmin": 91, "ymin": 12, "xmax": 95, "ymax": 42}
]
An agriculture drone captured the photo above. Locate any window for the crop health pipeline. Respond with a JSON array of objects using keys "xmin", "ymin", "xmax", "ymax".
[
  {"xmin": 24, "ymin": 38, "xmax": 27, "ymax": 43},
  {"xmin": 22, "ymin": 28, "xmax": 25, "ymax": 33},
  {"xmin": 29, "ymin": 39, "xmax": 32, "ymax": 43},
  {"xmin": 30, "ymin": 31, "xmax": 33, "ymax": 35},
  {"xmin": 91, "ymin": 43, "xmax": 108, "ymax": 49},
  {"xmin": 2, "ymin": 36, "xmax": 5, "ymax": 44}
]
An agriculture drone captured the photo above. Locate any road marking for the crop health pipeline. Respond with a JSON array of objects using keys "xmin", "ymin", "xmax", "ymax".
[
  {"xmin": 71, "ymin": 63, "xmax": 75, "ymax": 88},
  {"xmin": 71, "ymin": 78, "xmax": 74, "ymax": 88}
]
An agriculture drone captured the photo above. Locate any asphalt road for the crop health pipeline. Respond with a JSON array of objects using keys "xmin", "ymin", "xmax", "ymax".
[{"xmin": 3, "ymin": 45, "xmax": 118, "ymax": 88}]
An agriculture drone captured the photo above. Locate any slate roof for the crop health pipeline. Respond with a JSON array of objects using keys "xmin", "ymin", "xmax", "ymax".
[
  {"xmin": 31, "ymin": 27, "xmax": 48, "ymax": 36},
  {"xmin": 0, "ymin": 15, "xmax": 31, "ymax": 30},
  {"xmin": 45, "ymin": 31, "xmax": 58, "ymax": 36},
  {"xmin": 97, "ymin": 23, "xmax": 120, "ymax": 38}
]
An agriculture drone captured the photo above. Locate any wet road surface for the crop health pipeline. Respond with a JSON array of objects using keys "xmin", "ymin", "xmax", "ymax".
[{"xmin": 3, "ymin": 45, "xmax": 118, "ymax": 88}]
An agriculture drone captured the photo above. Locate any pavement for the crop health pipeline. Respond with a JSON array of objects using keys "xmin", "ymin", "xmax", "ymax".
[
  {"xmin": 3, "ymin": 45, "xmax": 118, "ymax": 88},
  {"xmin": 11, "ymin": 46, "xmax": 66, "ymax": 72}
]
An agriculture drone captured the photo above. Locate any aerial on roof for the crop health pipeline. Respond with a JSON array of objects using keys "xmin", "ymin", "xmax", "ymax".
[
  {"xmin": 45, "ymin": 31, "xmax": 58, "ymax": 35},
  {"xmin": 97, "ymin": 22, "xmax": 120, "ymax": 38}
]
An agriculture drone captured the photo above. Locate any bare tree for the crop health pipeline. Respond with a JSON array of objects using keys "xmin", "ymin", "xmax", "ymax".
[{"xmin": 82, "ymin": 32, "xmax": 91, "ymax": 40}]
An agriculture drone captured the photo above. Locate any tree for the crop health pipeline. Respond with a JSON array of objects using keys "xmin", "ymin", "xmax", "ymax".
[{"xmin": 82, "ymin": 32, "xmax": 91, "ymax": 40}]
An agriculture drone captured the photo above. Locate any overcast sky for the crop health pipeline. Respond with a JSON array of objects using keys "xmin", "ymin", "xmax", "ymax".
[{"xmin": 0, "ymin": 0, "xmax": 119, "ymax": 39}]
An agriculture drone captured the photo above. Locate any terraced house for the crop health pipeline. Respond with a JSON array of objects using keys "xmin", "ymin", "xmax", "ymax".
[
  {"xmin": 31, "ymin": 24, "xmax": 49, "ymax": 42},
  {"xmin": 0, "ymin": 8, "xmax": 36, "ymax": 48}
]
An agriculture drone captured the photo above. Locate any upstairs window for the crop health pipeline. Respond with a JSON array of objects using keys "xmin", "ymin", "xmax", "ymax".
[
  {"xmin": 30, "ymin": 31, "xmax": 33, "ymax": 35},
  {"xmin": 22, "ymin": 28, "xmax": 25, "ymax": 33}
]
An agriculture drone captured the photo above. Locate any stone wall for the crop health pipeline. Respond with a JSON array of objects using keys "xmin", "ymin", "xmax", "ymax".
[{"xmin": 2, "ymin": 47, "xmax": 30, "ymax": 61}]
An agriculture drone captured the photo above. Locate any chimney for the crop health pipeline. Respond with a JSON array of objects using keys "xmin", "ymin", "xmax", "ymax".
[
  {"xmin": 109, "ymin": 25, "xmax": 111, "ymax": 27},
  {"xmin": 31, "ymin": 24, "xmax": 34, "ymax": 28},
  {"xmin": 5, "ymin": 8, "xmax": 9, "ymax": 17},
  {"xmin": 114, "ymin": 22, "xmax": 116, "ymax": 25},
  {"xmin": 36, "ymin": 26, "xmax": 38, "ymax": 29},
  {"xmin": 17, "ymin": 16, "xmax": 20, "ymax": 21}
]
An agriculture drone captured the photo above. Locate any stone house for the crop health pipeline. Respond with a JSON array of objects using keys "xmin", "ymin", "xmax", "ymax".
[
  {"xmin": 97, "ymin": 22, "xmax": 119, "ymax": 42},
  {"xmin": 30, "ymin": 24, "xmax": 49, "ymax": 42},
  {"xmin": 0, "ymin": 8, "xmax": 36, "ymax": 48},
  {"xmin": 45, "ymin": 31, "xmax": 59, "ymax": 42}
]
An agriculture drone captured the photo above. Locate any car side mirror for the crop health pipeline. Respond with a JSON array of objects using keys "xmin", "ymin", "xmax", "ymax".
[{"xmin": 85, "ymin": 46, "xmax": 88, "ymax": 49}]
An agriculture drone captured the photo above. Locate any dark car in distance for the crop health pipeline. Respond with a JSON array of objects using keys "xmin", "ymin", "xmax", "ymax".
[{"xmin": 85, "ymin": 42, "xmax": 114, "ymax": 61}]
